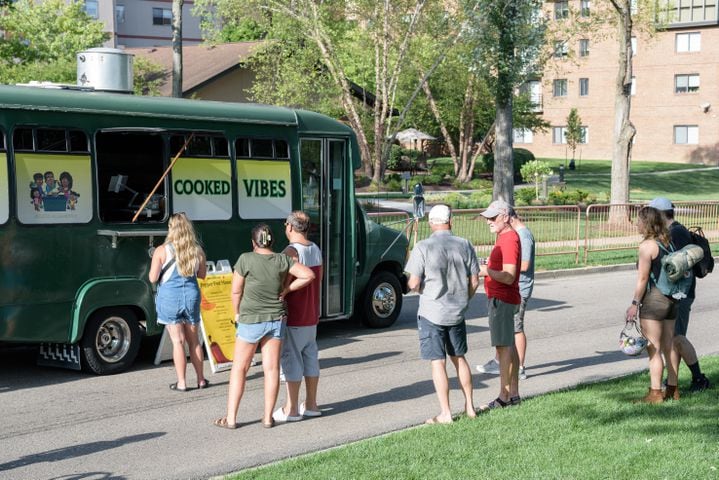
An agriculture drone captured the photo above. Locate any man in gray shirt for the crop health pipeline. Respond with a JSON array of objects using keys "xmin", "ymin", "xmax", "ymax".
[{"xmin": 405, "ymin": 204, "xmax": 480, "ymax": 424}]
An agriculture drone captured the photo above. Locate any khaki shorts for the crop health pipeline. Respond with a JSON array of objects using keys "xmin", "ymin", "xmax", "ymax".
[
  {"xmin": 488, "ymin": 298, "xmax": 519, "ymax": 347},
  {"xmin": 640, "ymin": 287, "xmax": 677, "ymax": 321}
]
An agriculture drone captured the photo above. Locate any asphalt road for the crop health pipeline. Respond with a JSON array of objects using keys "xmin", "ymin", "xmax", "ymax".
[{"xmin": 1, "ymin": 267, "xmax": 718, "ymax": 480}]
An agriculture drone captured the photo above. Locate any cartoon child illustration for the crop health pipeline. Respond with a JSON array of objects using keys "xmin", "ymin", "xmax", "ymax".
[
  {"xmin": 44, "ymin": 171, "xmax": 60, "ymax": 196},
  {"xmin": 30, "ymin": 173, "xmax": 44, "ymax": 196},
  {"xmin": 30, "ymin": 187, "xmax": 42, "ymax": 211},
  {"xmin": 59, "ymin": 171, "xmax": 79, "ymax": 210}
]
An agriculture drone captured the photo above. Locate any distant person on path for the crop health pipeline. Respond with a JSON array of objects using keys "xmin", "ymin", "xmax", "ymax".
[
  {"xmin": 477, "ymin": 209, "xmax": 535, "ymax": 382},
  {"xmin": 274, "ymin": 211, "xmax": 324, "ymax": 423},
  {"xmin": 626, "ymin": 206, "xmax": 679, "ymax": 403},
  {"xmin": 405, "ymin": 204, "xmax": 479, "ymax": 424},
  {"xmin": 149, "ymin": 212, "xmax": 208, "ymax": 392},
  {"xmin": 478, "ymin": 200, "xmax": 522, "ymax": 410},
  {"xmin": 649, "ymin": 197, "xmax": 711, "ymax": 394},
  {"xmin": 214, "ymin": 224, "xmax": 314, "ymax": 429}
]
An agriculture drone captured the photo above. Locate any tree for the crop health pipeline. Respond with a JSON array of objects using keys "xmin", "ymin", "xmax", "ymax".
[
  {"xmin": 520, "ymin": 160, "xmax": 552, "ymax": 201},
  {"xmin": 463, "ymin": 0, "xmax": 547, "ymax": 204},
  {"xmin": 172, "ymin": 0, "xmax": 184, "ymax": 98},
  {"xmin": 565, "ymin": 108, "xmax": 583, "ymax": 169},
  {"xmin": 194, "ymin": 0, "xmax": 452, "ymax": 184},
  {"xmin": 0, "ymin": 0, "xmax": 108, "ymax": 84}
]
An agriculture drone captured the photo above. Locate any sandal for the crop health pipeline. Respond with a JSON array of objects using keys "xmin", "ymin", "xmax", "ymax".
[
  {"xmin": 262, "ymin": 418, "xmax": 275, "ymax": 429},
  {"xmin": 198, "ymin": 380, "xmax": 210, "ymax": 389},
  {"xmin": 169, "ymin": 383, "xmax": 188, "ymax": 392},
  {"xmin": 478, "ymin": 397, "xmax": 509, "ymax": 412},
  {"xmin": 213, "ymin": 417, "xmax": 237, "ymax": 430}
]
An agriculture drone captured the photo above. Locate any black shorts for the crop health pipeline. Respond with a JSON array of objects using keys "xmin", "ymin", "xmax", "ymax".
[{"xmin": 417, "ymin": 316, "xmax": 468, "ymax": 360}]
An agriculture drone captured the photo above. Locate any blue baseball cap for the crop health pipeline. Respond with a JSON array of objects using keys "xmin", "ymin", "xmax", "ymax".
[{"xmin": 648, "ymin": 197, "xmax": 674, "ymax": 211}]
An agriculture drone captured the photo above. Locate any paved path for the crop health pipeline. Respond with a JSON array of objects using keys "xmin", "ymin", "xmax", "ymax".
[{"xmin": 1, "ymin": 267, "xmax": 718, "ymax": 480}]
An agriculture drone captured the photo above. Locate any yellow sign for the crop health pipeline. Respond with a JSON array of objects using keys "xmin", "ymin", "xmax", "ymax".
[
  {"xmin": 236, "ymin": 159, "xmax": 292, "ymax": 219},
  {"xmin": 198, "ymin": 273, "xmax": 235, "ymax": 372},
  {"xmin": 172, "ymin": 157, "xmax": 232, "ymax": 221},
  {"xmin": 0, "ymin": 153, "xmax": 7, "ymax": 223}
]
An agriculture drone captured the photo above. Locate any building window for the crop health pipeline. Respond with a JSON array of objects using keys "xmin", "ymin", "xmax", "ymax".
[
  {"xmin": 554, "ymin": 41, "xmax": 568, "ymax": 58},
  {"xmin": 631, "ymin": 36, "xmax": 637, "ymax": 55},
  {"xmin": 580, "ymin": 126, "xmax": 589, "ymax": 144},
  {"xmin": 674, "ymin": 125, "xmax": 699, "ymax": 144},
  {"xmin": 553, "ymin": 79, "xmax": 568, "ymax": 97},
  {"xmin": 668, "ymin": 0, "xmax": 718, "ymax": 23},
  {"xmin": 513, "ymin": 128, "xmax": 534, "ymax": 144},
  {"xmin": 581, "ymin": 0, "xmax": 591, "ymax": 17},
  {"xmin": 630, "ymin": 77, "xmax": 636, "ymax": 96},
  {"xmin": 554, "ymin": 1, "xmax": 569, "ymax": 19},
  {"xmin": 116, "ymin": 5, "xmax": 125, "ymax": 24},
  {"xmin": 579, "ymin": 78, "xmax": 589, "ymax": 96},
  {"xmin": 152, "ymin": 7, "xmax": 172, "ymax": 25},
  {"xmin": 579, "ymin": 39, "xmax": 590, "ymax": 57},
  {"xmin": 675, "ymin": 74, "xmax": 700, "ymax": 93},
  {"xmin": 552, "ymin": 127, "xmax": 567, "ymax": 144},
  {"xmin": 84, "ymin": 0, "xmax": 99, "ymax": 19},
  {"xmin": 676, "ymin": 32, "xmax": 701, "ymax": 52}
]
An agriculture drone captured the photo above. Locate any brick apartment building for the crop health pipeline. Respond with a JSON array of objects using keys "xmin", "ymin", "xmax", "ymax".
[
  {"xmin": 520, "ymin": 0, "xmax": 719, "ymax": 164},
  {"xmin": 86, "ymin": 0, "xmax": 204, "ymax": 47}
]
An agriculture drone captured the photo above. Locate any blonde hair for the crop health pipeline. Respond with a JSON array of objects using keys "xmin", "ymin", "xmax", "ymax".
[
  {"xmin": 166, "ymin": 212, "xmax": 203, "ymax": 277},
  {"xmin": 638, "ymin": 207, "xmax": 670, "ymax": 246}
]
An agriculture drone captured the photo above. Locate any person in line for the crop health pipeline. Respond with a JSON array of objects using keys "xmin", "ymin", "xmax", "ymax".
[
  {"xmin": 274, "ymin": 211, "xmax": 324, "ymax": 422},
  {"xmin": 648, "ymin": 197, "xmax": 711, "ymax": 394},
  {"xmin": 478, "ymin": 200, "xmax": 522, "ymax": 410},
  {"xmin": 149, "ymin": 212, "xmax": 208, "ymax": 392},
  {"xmin": 476, "ymin": 209, "xmax": 535, "ymax": 381},
  {"xmin": 214, "ymin": 224, "xmax": 315, "ymax": 429},
  {"xmin": 626, "ymin": 206, "xmax": 679, "ymax": 403},
  {"xmin": 405, "ymin": 204, "xmax": 479, "ymax": 424}
]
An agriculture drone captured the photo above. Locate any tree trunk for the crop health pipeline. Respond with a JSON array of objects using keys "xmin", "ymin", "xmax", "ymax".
[
  {"xmin": 609, "ymin": 0, "xmax": 636, "ymax": 223},
  {"xmin": 493, "ymin": 96, "xmax": 513, "ymax": 203},
  {"xmin": 419, "ymin": 71, "xmax": 457, "ymax": 169},
  {"xmin": 171, "ymin": 0, "xmax": 183, "ymax": 98}
]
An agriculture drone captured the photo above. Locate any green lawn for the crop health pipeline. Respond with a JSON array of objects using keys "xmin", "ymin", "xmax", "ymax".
[{"xmin": 228, "ymin": 358, "xmax": 719, "ymax": 479}]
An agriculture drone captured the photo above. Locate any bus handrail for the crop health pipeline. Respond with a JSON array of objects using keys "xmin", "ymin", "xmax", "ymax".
[{"xmin": 97, "ymin": 229, "xmax": 168, "ymax": 249}]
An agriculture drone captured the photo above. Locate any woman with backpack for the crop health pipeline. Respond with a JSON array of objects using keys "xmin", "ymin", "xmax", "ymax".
[{"xmin": 626, "ymin": 206, "xmax": 679, "ymax": 403}]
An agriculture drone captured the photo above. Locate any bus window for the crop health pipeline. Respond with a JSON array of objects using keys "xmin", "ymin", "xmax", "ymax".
[
  {"xmin": 236, "ymin": 138, "xmax": 250, "ymax": 158},
  {"xmin": 0, "ymin": 133, "xmax": 7, "ymax": 224},
  {"xmin": 213, "ymin": 137, "xmax": 229, "ymax": 157},
  {"xmin": 13, "ymin": 127, "xmax": 92, "ymax": 225},
  {"xmin": 251, "ymin": 138, "xmax": 273, "ymax": 158},
  {"xmin": 236, "ymin": 138, "xmax": 291, "ymax": 220},
  {"xmin": 170, "ymin": 133, "xmax": 232, "ymax": 221},
  {"xmin": 276, "ymin": 139, "xmax": 289, "ymax": 159},
  {"xmin": 300, "ymin": 139, "xmax": 321, "ymax": 217},
  {"xmin": 96, "ymin": 131, "xmax": 166, "ymax": 223},
  {"xmin": 69, "ymin": 130, "xmax": 89, "ymax": 153}
]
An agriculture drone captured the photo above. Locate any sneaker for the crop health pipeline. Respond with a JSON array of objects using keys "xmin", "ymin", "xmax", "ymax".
[
  {"xmin": 299, "ymin": 402, "xmax": 322, "ymax": 418},
  {"xmin": 476, "ymin": 358, "xmax": 500, "ymax": 375},
  {"xmin": 519, "ymin": 366, "xmax": 527, "ymax": 380},
  {"xmin": 272, "ymin": 407, "xmax": 302, "ymax": 423},
  {"xmin": 689, "ymin": 374, "xmax": 711, "ymax": 393}
]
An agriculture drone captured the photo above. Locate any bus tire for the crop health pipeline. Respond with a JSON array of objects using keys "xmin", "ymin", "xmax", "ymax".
[
  {"xmin": 81, "ymin": 308, "xmax": 141, "ymax": 375},
  {"xmin": 360, "ymin": 271, "xmax": 402, "ymax": 328}
]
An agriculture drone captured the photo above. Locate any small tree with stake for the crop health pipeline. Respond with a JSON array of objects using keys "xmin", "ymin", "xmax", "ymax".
[
  {"xmin": 565, "ymin": 108, "xmax": 583, "ymax": 170},
  {"xmin": 520, "ymin": 160, "xmax": 553, "ymax": 201}
]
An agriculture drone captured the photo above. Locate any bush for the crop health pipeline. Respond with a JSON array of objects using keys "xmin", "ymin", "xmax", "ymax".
[
  {"xmin": 481, "ymin": 148, "xmax": 536, "ymax": 182},
  {"xmin": 387, "ymin": 145, "xmax": 422, "ymax": 171},
  {"xmin": 515, "ymin": 187, "xmax": 537, "ymax": 206},
  {"xmin": 452, "ymin": 178, "xmax": 492, "ymax": 190},
  {"xmin": 547, "ymin": 187, "xmax": 597, "ymax": 206}
]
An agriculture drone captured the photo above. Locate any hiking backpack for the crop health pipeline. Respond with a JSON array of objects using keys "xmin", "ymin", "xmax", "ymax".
[
  {"xmin": 688, "ymin": 226, "xmax": 714, "ymax": 278},
  {"xmin": 650, "ymin": 242, "xmax": 692, "ymax": 300}
]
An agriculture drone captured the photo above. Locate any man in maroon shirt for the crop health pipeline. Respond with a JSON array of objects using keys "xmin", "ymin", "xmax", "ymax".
[{"xmin": 478, "ymin": 200, "xmax": 522, "ymax": 410}]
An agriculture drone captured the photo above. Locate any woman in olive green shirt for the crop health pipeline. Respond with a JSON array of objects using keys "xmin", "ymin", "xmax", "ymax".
[{"xmin": 214, "ymin": 223, "xmax": 314, "ymax": 429}]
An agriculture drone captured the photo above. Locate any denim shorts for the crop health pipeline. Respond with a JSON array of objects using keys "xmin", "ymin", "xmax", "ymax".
[
  {"xmin": 156, "ymin": 285, "xmax": 201, "ymax": 325},
  {"xmin": 236, "ymin": 319, "xmax": 285, "ymax": 343},
  {"xmin": 417, "ymin": 316, "xmax": 468, "ymax": 360}
]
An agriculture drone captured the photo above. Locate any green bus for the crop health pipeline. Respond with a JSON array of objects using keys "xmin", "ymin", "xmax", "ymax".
[{"xmin": 0, "ymin": 85, "xmax": 408, "ymax": 374}]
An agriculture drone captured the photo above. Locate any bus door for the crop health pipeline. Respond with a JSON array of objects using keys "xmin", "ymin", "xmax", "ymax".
[{"xmin": 299, "ymin": 138, "xmax": 348, "ymax": 318}]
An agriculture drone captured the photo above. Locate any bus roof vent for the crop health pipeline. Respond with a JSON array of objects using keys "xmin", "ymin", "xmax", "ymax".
[{"xmin": 77, "ymin": 48, "xmax": 134, "ymax": 94}]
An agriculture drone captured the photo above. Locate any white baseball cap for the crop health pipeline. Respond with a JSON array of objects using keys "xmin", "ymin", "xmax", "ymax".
[{"xmin": 428, "ymin": 204, "xmax": 451, "ymax": 224}]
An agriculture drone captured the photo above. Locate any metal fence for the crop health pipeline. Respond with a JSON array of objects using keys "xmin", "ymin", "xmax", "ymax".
[{"xmin": 368, "ymin": 201, "xmax": 719, "ymax": 265}]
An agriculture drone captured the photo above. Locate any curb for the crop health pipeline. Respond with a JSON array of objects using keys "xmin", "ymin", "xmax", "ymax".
[{"xmin": 535, "ymin": 263, "xmax": 636, "ymax": 280}]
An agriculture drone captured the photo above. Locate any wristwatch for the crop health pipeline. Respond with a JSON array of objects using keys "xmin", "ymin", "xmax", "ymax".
[{"xmin": 631, "ymin": 299, "xmax": 642, "ymax": 307}]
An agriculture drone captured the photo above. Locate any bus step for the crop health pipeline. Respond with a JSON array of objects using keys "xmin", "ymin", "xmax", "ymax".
[{"xmin": 37, "ymin": 343, "xmax": 81, "ymax": 371}]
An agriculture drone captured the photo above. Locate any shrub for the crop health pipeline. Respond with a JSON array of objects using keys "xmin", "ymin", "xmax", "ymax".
[
  {"xmin": 515, "ymin": 187, "xmax": 537, "ymax": 206},
  {"xmin": 520, "ymin": 160, "xmax": 553, "ymax": 200},
  {"xmin": 452, "ymin": 178, "xmax": 492, "ymax": 190},
  {"xmin": 481, "ymin": 148, "xmax": 536, "ymax": 182}
]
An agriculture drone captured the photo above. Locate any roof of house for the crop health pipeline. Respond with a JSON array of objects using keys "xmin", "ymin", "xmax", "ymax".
[{"xmin": 125, "ymin": 42, "xmax": 261, "ymax": 97}]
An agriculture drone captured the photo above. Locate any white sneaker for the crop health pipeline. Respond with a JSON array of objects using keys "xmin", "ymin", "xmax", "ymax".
[
  {"xmin": 476, "ymin": 358, "xmax": 500, "ymax": 375},
  {"xmin": 299, "ymin": 402, "xmax": 322, "ymax": 418},
  {"xmin": 519, "ymin": 366, "xmax": 527, "ymax": 380},
  {"xmin": 272, "ymin": 407, "xmax": 302, "ymax": 423}
]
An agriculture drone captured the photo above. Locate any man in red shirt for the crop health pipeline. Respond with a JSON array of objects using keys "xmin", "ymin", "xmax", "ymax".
[{"xmin": 479, "ymin": 200, "xmax": 522, "ymax": 410}]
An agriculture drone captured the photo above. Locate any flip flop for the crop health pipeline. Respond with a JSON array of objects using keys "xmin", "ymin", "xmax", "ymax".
[
  {"xmin": 169, "ymin": 383, "xmax": 188, "ymax": 392},
  {"xmin": 425, "ymin": 416, "xmax": 452, "ymax": 425},
  {"xmin": 213, "ymin": 417, "xmax": 237, "ymax": 430},
  {"xmin": 198, "ymin": 380, "xmax": 210, "ymax": 389},
  {"xmin": 262, "ymin": 418, "xmax": 275, "ymax": 429},
  {"xmin": 478, "ymin": 397, "xmax": 509, "ymax": 412}
]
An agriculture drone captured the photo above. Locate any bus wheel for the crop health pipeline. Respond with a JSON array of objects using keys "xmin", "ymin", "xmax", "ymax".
[
  {"xmin": 81, "ymin": 308, "xmax": 141, "ymax": 375},
  {"xmin": 360, "ymin": 271, "xmax": 403, "ymax": 328}
]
